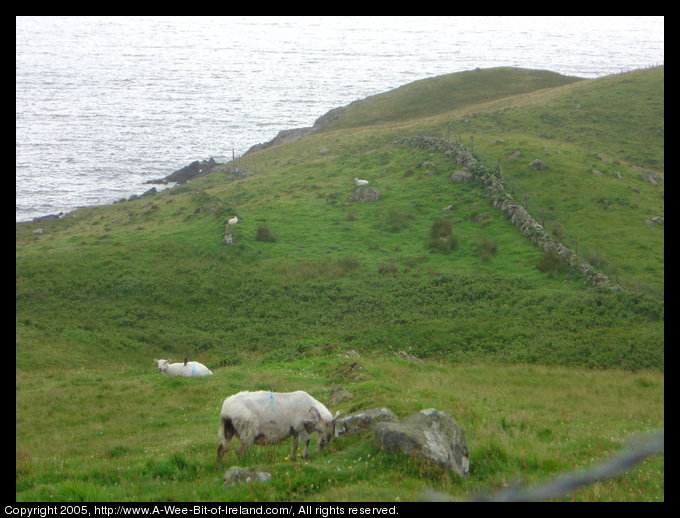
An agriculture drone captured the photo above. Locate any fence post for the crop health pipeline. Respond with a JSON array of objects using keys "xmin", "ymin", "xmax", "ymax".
[{"xmin": 224, "ymin": 222, "xmax": 233, "ymax": 245}]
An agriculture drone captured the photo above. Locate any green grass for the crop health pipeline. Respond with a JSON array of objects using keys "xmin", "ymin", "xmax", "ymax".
[
  {"xmin": 16, "ymin": 358, "xmax": 663, "ymax": 502},
  {"xmin": 413, "ymin": 67, "xmax": 664, "ymax": 291},
  {"xmin": 16, "ymin": 66, "xmax": 663, "ymax": 501},
  {"xmin": 317, "ymin": 67, "xmax": 583, "ymax": 129}
]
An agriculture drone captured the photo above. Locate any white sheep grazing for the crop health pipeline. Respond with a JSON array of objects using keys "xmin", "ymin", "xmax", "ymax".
[
  {"xmin": 154, "ymin": 358, "xmax": 213, "ymax": 377},
  {"xmin": 354, "ymin": 177, "xmax": 369, "ymax": 186},
  {"xmin": 227, "ymin": 216, "xmax": 239, "ymax": 225},
  {"xmin": 216, "ymin": 390, "xmax": 339, "ymax": 465}
]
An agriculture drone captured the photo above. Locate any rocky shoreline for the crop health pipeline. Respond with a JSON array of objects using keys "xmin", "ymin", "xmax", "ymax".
[
  {"xmin": 146, "ymin": 157, "xmax": 221, "ymax": 185},
  {"xmin": 242, "ymin": 103, "xmax": 341, "ymax": 155},
  {"xmin": 23, "ymin": 100, "xmax": 349, "ymax": 223},
  {"xmin": 145, "ymin": 104, "xmax": 345, "ymax": 183}
]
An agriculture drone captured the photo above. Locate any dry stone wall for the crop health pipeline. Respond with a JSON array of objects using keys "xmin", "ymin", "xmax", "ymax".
[{"xmin": 394, "ymin": 136, "xmax": 618, "ymax": 289}]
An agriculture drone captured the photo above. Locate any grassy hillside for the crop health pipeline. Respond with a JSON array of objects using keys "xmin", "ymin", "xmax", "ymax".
[
  {"xmin": 310, "ymin": 66, "xmax": 664, "ymax": 291},
  {"xmin": 315, "ymin": 67, "xmax": 583, "ymax": 129},
  {"xmin": 16, "ymin": 359, "xmax": 663, "ymax": 502},
  {"xmin": 15, "ymin": 66, "xmax": 664, "ymax": 501},
  {"xmin": 439, "ymin": 67, "xmax": 664, "ymax": 291}
]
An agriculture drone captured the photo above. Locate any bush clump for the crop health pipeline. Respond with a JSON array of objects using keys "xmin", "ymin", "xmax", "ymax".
[
  {"xmin": 536, "ymin": 248, "xmax": 567, "ymax": 274},
  {"xmin": 476, "ymin": 238, "xmax": 498, "ymax": 262},
  {"xmin": 377, "ymin": 263, "xmax": 399, "ymax": 274},
  {"xmin": 427, "ymin": 218, "xmax": 458, "ymax": 253},
  {"xmin": 255, "ymin": 226, "xmax": 276, "ymax": 242},
  {"xmin": 385, "ymin": 209, "xmax": 415, "ymax": 232},
  {"xmin": 337, "ymin": 255, "xmax": 360, "ymax": 272}
]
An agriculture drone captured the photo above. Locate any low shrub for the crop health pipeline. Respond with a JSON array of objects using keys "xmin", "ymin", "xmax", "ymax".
[
  {"xmin": 536, "ymin": 249, "xmax": 567, "ymax": 274},
  {"xmin": 427, "ymin": 236, "xmax": 459, "ymax": 253},
  {"xmin": 430, "ymin": 218, "xmax": 452, "ymax": 239},
  {"xmin": 255, "ymin": 226, "xmax": 276, "ymax": 242},
  {"xmin": 476, "ymin": 238, "xmax": 498, "ymax": 262},
  {"xmin": 337, "ymin": 255, "xmax": 360, "ymax": 272},
  {"xmin": 377, "ymin": 263, "xmax": 399, "ymax": 274},
  {"xmin": 427, "ymin": 218, "xmax": 458, "ymax": 253},
  {"xmin": 385, "ymin": 209, "xmax": 415, "ymax": 232}
]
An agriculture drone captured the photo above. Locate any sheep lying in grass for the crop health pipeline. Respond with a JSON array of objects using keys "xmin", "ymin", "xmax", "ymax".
[
  {"xmin": 154, "ymin": 358, "xmax": 213, "ymax": 377},
  {"xmin": 217, "ymin": 390, "xmax": 339, "ymax": 465}
]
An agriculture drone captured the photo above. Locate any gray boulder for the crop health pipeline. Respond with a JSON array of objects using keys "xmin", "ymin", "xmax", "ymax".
[
  {"xmin": 450, "ymin": 170, "xmax": 472, "ymax": 183},
  {"xmin": 223, "ymin": 466, "xmax": 272, "ymax": 487},
  {"xmin": 335, "ymin": 408, "xmax": 398, "ymax": 437},
  {"xmin": 397, "ymin": 351, "xmax": 421, "ymax": 362},
  {"xmin": 32, "ymin": 212, "xmax": 63, "ymax": 221},
  {"xmin": 350, "ymin": 187, "xmax": 380, "ymax": 202},
  {"xmin": 640, "ymin": 170, "xmax": 661, "ymax": 185},
  {"xmin": 149, "ymin": 157, "xmax": 220, "ymax": 184},
  {"xmin": 374, "ymin": 408, "xmax": 469, "ymax": 477},
  {"xmin": 328, "ymin": 385, "xmax": 353, "ymax": 407},
  {"xmin": 222, "ymin": 165, "xmax": 254, "ymax": 181},
  {"xmin": 244, "ymin": 126, "xmax": 316, "ymax": 155},
  {"xmin": 529, "ymin": 159, "xmax": 546, "ymax": 171}
]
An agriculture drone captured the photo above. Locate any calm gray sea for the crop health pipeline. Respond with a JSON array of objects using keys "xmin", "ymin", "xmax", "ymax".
[{"xmin": 16, "ymin": 16, "xmax": 664, "ymax": 222}]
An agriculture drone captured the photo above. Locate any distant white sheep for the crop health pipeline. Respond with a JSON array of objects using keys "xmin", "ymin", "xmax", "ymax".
[
  {"xmin": 227, "ymin": 216, "xmax": 239, "ymax": 225},
  {"xmin": 354, "ymin": 177, "xmax": 369, "ymax": 186},
  {"xmin": 216, "ymin": 390, "xmax": 339, "ymax": 465},
  {"xmin": 154, "ymin": 358, "xmax": 213, "ymax": 377}
]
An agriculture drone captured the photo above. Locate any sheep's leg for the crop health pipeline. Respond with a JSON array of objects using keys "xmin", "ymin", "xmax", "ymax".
[
  {"xmin": 216, "ymin": 419, "xmax": 235, "ymax": 468},
  {"xmin": 300, "ymin": 430, "xmax": 310, "ymax": 459},
  {"xmin": 235, "ymin": 438, "xmax": 251, "ymax": 459},
  {"xmin": 216, "ymin": 442, "xmax": 228, "ymax": 467},
  {"xmin": 290, "ymin": 434, "xmax": 299, "ymax": 461}
]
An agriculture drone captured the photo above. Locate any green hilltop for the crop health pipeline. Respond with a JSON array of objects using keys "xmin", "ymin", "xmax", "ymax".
[
  {"xmin": 315, "ymin": 67, "xmax": 583, "ymax": 129},
  {"xmin": 15, "ymin": 66, "xmax": 664, "ymax": 502}
]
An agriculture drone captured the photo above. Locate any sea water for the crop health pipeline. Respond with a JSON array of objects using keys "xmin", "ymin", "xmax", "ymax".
[{"xmin": 16, "ymin": 16, "xmax": 664, "ymax": 222}]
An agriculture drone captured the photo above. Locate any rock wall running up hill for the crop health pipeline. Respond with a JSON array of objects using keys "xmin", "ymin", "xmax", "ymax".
[{"xmin": 394, "ymin": 136, "xmax": 618, "ymax": 289}]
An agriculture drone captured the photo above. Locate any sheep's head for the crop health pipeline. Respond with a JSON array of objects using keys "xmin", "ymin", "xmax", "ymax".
[
  {"xmin": 154, "ymin": 359, "xmax": 169, "ymax": 372},
  {"xmin": 308, "ymin": 408, "xmax": 341, "ymax": 450}
]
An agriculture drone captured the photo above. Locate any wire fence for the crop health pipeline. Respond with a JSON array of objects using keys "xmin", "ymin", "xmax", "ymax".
[{"xmin": 422, "ymin": 430, "xmax": 663, "ymax": 502}]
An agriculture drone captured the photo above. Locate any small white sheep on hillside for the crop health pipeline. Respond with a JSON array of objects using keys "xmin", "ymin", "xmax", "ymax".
[
  {"xmin": 354, "ymin": 177, "xmax": 369, "ymax": 186},
  {"xmin": 154, "ymin": 358, "xmax": 213, "ymax": 377}
]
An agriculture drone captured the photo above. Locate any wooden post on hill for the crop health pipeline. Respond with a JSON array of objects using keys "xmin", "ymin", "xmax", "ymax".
[
  {"xmin": 224, "ymin": 222, "xmax": 233, "ymax": 245},
  {"xmin": 447, "ymin": 122, "xmax": 454, "ymax": 142}
]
